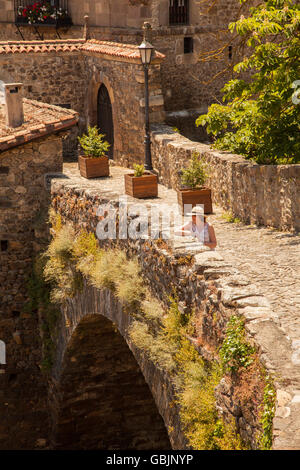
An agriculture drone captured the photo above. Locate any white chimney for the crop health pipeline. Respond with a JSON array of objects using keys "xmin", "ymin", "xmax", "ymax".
[{"xmin": 4, "ymin": 83, "xmax": 24, "ymax": 128}]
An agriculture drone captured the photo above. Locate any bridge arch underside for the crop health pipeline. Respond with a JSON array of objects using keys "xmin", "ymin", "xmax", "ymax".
[{"xmin": 52, "ymin": 313, "xmax": 171, "ymax": 450}]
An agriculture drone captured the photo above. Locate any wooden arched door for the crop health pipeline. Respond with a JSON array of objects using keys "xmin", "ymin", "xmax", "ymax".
[{"xmin": 97, "ymin": 84, "xmax": 114, "ymax": 159}]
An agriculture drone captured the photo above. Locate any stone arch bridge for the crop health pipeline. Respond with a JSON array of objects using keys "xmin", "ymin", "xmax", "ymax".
[{"xmin": 50, "ymin": 283, "xmax": 182, "ymax": 450}]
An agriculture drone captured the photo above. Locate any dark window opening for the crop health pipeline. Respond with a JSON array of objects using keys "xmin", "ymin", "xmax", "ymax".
[
  {"xmin": 184, "ymin": 37, "xmax": 193, "ymax": 54},
  {"xmin": 228, "ymin": 45, "xmax": 233, "ymax": 60},
  {"xmin": 0, "ymin": 240, "xmax": 8, "ymax": 251},
  {"xmin": 12, "ymin": 311, "xmax": 21, "ymax": 318},
  {"xmin": 169, "ymin": 0, "xmax": 189, "ymax": 26},
  {"xmin": 0, "ymin": 167, "xmax": 9, "ymax": 175}
]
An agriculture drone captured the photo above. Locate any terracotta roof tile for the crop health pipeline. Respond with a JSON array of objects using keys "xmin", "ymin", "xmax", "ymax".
[
  {"xmin": 81, "ymin": 39, "xmax": 165, "ymax": 62},
  {"xmin": 0, "ymin": 38, "xmax": 165, "ymax": 62}
]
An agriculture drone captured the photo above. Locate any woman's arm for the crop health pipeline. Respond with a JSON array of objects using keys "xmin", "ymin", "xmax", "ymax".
[
  {"xmin": 174, "ymin": 221, "xmax": 192, "ymax": 237},
  {"xmin": 204, "ymin": 225, "xmax": 217, "ymax": 250}
]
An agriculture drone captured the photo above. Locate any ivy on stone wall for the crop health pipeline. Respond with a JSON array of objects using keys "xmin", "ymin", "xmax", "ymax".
[
  {"xmin": 259, "ymin": 376, "xmax": 276, "ymax": 450},
  {"xmin": 219, "ymin": 315, "xmax": 255, "ymax": 373}
]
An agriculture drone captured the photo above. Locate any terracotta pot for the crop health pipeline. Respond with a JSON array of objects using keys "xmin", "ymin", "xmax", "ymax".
[
  {"xmin": 124, "ymin": 172, "xmax": 158, "ymax": 198},
  {"xmin": 177, "ymin": 187, "xmax": 213, "ymax": 214},
  {"xmin": 78, "ymin": 155, "xmax": 109, "ymax": 179}
]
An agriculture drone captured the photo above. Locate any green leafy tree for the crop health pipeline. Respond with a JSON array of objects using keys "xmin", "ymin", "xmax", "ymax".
[
  {"xmin": 78, "ymin": 126, "xmax": 110, "ymax": 158},
  {"xmin": 197, "ymin": 0, "xmax": 300, "ymax": 164}
]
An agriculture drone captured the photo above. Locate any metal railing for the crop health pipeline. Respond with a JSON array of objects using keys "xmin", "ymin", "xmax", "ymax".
[
  {"xmin": 169, "ymin": 0, "xmax": 189, "ymax": 26},
  {"xmin": 14, "ymin": 0, "xmax": 72, "ymax": 26}
]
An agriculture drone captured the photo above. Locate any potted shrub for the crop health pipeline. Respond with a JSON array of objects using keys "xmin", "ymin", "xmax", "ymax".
[
  {"xmin": 177, "ymin": 152, "xmax": 212, "ymax": 214},
  {"xmin": 124, "ymin": 164, "xmax": 158, "ymax": 198},
  {"xmin": 78, "ymin": 126, "xmax": 110, "ymax": 179}
]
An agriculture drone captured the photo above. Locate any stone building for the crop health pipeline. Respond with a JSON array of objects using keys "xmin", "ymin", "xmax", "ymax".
[
  {"xmin": 0, "ymin": 0, "xmax": 247, "ymax": 122},
  {"xmin": 0, "ymin": 38, "xmax": 166, "ymax": 166},
  {"xmin": 0, "ymin": 95, "xmax": 78, "ymax": 448}
]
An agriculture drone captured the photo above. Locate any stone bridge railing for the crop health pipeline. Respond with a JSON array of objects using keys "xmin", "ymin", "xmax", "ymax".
[{"xmin": 50, "ymin": 168, "xmax": 300, "ymax": 450}]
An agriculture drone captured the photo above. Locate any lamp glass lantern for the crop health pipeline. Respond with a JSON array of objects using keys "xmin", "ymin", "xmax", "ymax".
[{"xmin": 138, "ymin": 40, "xmax": 154, "ymax": 66}]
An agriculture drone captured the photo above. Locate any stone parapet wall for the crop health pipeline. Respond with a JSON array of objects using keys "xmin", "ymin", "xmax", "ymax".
[
  {"xmin": 151, "ymin": 124, "xmax": 300, "ymax": 233},
  {"xmin": 50, "ymin": 169, "xmax": 299, "ymax": 449}
]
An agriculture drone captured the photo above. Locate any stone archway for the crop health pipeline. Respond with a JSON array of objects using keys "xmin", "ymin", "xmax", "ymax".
[
  {"xmin": 51, "ymin": 313, "xmax": 171, "ymax": 450},
  {"xmin": 97, "ymin": 84, "xmax": 114, "ymax": 159},
  {"xmin": 86, "ymin": 72, "xmax": 122, "ymax": 159}
]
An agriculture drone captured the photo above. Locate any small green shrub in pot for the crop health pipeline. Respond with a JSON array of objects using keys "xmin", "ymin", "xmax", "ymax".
[
  {"xmin": 78, "ymin": 126, "xmax": 111, "ymax": 179},
  {"xmin": 180, "ymin": 152, "xmax": 209, "ymax": 189},
  {"xmin": 124, "ymin": 163, "xmax": 158, "ymax": 198},
  {"xmin": 178, "ymin": 152, "xmax": 212, "ymax": 214},
  {"xmin": 133, "ymin": 164, "xmax": 145, "ymax": 177},
  {"xmin": 78, "ymin": 126, "xmax": 110, "ymax": 158}
]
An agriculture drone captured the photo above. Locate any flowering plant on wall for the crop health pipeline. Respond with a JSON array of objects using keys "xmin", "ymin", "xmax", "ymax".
[{"xmin": 17, "ymin": 1, "xmax": 71, "ymax": 25}]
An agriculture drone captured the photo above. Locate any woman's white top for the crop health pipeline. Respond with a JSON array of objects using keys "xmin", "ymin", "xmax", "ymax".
[
  {"xmin": 174, "ymin": 221, "xmax": 210, "ymax": 243},
  {"xmin": 191, "ymin": 222, "xmax": 210, "ymax": 243}
]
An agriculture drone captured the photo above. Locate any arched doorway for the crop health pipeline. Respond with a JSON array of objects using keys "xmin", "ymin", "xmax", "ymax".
[
  {"xmin": 97, "ymin": 84, "xmax": 114, "ymax": 159},
  {"xmin": 51, "ymin": 314, "xmax": 171, "ymax": 450}
]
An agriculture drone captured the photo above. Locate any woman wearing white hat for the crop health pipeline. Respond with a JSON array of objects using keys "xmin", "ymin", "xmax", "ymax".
[{"xmin": 175, "ymin": 206, "xmax": 217, "ymax": 250}]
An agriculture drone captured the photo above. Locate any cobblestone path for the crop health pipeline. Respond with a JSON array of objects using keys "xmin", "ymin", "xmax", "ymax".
[{"xmin": 210, "ymin": 209, "xmax": 300, "ymax": 342}]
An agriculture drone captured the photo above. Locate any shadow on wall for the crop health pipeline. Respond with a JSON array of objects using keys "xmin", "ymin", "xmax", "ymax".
[{"xmin": 165, "ymin": 109, "xmax": 213, "ymax": 143}]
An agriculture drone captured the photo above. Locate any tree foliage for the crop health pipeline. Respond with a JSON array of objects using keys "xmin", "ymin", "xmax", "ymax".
[{"xmin": 197, "ymin": 0, "xmax": 300, "ymax": 164}]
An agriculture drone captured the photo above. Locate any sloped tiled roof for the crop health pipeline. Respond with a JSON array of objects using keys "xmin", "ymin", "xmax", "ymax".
[
  {"xmin": 81, "ymin": 39, "xmax": 165, "ymax": 63},
  {"xmin": 0, "ymin": 38, "xmax": 165, "ymax": 63},
  {"xmin": 0, "ymin": 99, "xmax": 78, "ymax": 152}
]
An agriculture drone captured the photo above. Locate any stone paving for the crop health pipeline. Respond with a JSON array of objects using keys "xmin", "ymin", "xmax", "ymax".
[
  {"xmin": 209, "ymin": 211, "xmax": 300, "ymax": 344},
  {"xmin": 60, "ymin": 163, "xmax": 300, "ymax": 449}
]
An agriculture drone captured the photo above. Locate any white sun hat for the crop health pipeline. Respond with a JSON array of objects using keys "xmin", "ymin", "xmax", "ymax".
[{"xmin": 185, "ymin": 205, "xmax": 205, "ymax": 217}]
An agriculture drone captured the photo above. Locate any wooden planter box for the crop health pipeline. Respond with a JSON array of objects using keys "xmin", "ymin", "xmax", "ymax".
[
  {"xmin": 78, "ymin": 155, "xmax": 109, "ymax": 179},
  {"xmin": 124, "ymin": 172, "xmax": 158, "ymax": 198},
  {"xmin": 177, "ymin": 187, "xmax": 213, "ymax": 214}
]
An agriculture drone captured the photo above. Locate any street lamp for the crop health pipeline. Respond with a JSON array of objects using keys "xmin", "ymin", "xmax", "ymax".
[{"xmin": 139, "ymin": 22, "xmax": 154, "ymax": 171}]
